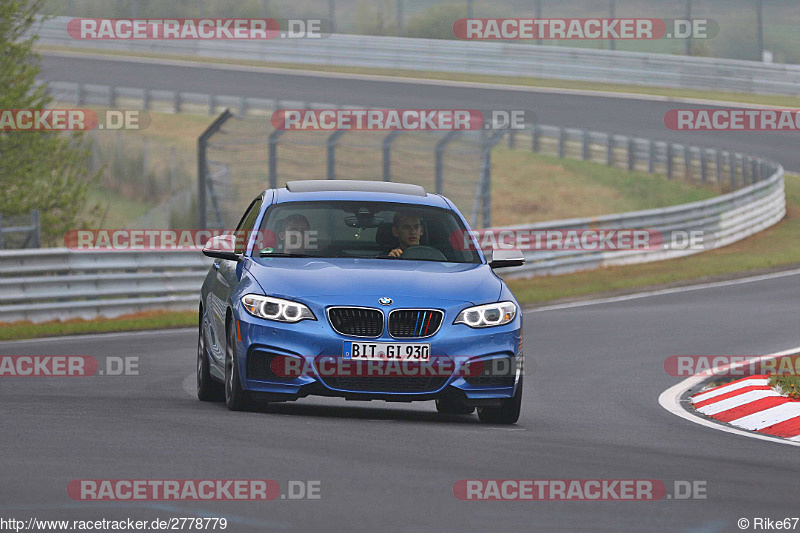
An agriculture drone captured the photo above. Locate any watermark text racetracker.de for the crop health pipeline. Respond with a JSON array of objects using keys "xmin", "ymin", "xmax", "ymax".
[
  {"xmin": 0, "ymin": 356, "xmax": 139, "ymax": 377},
  {"xmin": 450, "ymin": 228, "xmax": 711, "ymax": 252},
  {"xmin": 67, "ymin": 479, "xmax": 321, "ymax": 501},
  {"xmin": 0, "ymin": 109, "xmax": 149, "ymax": 131},
  {"xmin": 453, "ymin": 479, "xmax": 707, "ymax": 500},
  {"xmin": 665, "ymin": 109, "xmax": 800, "ymax": 131},
  {"xmin": 68, "ymin": 18, "xmax": 330, "ymax": 39},
  {"xmin": 270, "ymin": 109, "xmax": 535, "ymax": 131},
  {"xmin": 453, "ymin": 18, "xmax": 718, "ymax": 40},
  {"xmin": 664, "ymin": 354, "xmax": 800, "ymax": 377}
]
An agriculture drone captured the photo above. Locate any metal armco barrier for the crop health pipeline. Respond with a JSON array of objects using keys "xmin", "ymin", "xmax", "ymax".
[
  {"xmin": 34, "ymin": 17, "xmax": 800, "ymax": 96},
  {"xmin": 0, "ymin": 159, "xmax": 784, "ymax": 322},
  {"xmin": 0, "ymin": 249, "xmax": 210, "ymax": 323}
]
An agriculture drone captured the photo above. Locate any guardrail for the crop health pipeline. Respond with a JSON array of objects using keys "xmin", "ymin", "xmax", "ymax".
[
  {"xmin": 0, "ymin": 159, "xmax": 783, "ymax": 322},
  {"xmin": 5, "ymin": 85, "xmax": 785, "ymax": 323},
  {"xmin": 35, "ymin": 17, "xmax": 800, "ymax": 96},
  {"xmin": 0, "ymin": 249, "xmax": 210, "ymax": 323}
]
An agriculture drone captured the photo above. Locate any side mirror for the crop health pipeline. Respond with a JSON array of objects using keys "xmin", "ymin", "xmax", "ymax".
[
  {"xmin": 202, "ymin": 234, "xmax": 241, "ymax": 262},
  {"xmin": 486, "ymin": 248, "xmax": 525, "ymax": 269}
]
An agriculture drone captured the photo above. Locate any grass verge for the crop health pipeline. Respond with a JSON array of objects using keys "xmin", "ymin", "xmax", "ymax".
[
  {"xmin": 37, "ymin": 45, "xmax": 800, "ymax": 109},
  {"xmin": 505, "ymin": 173, "xmax": 800, "ymax": 304},
  {"xmin": 0, "ymin": 310, "xmax": 196, "ymax": 342},
  {"xmin": 770, "ymin": 375, "xmax": 800, "ymax": 399}
]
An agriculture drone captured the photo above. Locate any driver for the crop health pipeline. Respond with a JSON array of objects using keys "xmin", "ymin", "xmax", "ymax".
[
  {"xmin": 278, "ymin": 214, "xmax": 313, "ymax": 253},
  {"xmin": 388, "ymin": 211, "xmax": 424, "ymax": 258}
]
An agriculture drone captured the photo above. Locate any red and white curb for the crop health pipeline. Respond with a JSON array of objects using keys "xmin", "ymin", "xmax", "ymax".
[
  {"xmin": 659, "ymin": 346, "xmax": 800, "ymax": 447},
  {"xmin": 691, "ymin": 375, "xmax": 800, "ymax": 441}
]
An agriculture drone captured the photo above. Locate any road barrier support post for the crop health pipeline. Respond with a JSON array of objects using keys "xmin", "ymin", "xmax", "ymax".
[
  {"xmin": 435, "ymin": 131, "xmax": 461, "ymax": 194},
  {"xmin": 268, "ymin": 129, "xmax": 285, "ymax": 189},
  {"xmin": 327, "ymin": 130, "xmax": 347, "ymax": 180},
  {"xmin": 197, "ymin": 109, "xmax": 233, "ymax": 230},
  {"xmin": 627, "ymin": 138, "xmax": 635, "ymax": 171},
  {"xmin": 582, "ymin": 130, "xmax": 590, "ymax": 160},
  {"xmin": 383, "ymin": 130, "xmax": 401, "ymax": 182}
]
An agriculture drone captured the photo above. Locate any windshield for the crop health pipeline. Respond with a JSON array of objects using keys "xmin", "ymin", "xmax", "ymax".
[{"xmin": 256, "ymin": 200, "xmax": 481, "ymax": 264}]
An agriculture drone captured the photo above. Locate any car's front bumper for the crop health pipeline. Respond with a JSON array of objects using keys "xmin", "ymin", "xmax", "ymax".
[{"xmin": 234, "ymin": 304, "xmax": 522, "ymax": 403}]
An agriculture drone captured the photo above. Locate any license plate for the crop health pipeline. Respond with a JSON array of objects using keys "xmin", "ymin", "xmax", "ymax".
[{"xmin": 343, "ymin": 341, "xmax": 430, "ymax": 361}]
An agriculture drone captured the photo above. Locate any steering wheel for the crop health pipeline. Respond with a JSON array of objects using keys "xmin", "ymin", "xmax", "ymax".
[{"xmin": 399, "ymin": 245, "xmax": 447, "ymax": 261}]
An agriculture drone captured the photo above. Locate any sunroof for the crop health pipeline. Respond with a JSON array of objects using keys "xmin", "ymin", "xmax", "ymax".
[{"xmin": 285, "ymin": 180, "xmax": 427, "ymax": 197}]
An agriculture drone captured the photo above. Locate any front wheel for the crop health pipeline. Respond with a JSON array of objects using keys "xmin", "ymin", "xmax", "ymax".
[
  {"xmin": 477, "ymin": 376, "xmax": 523, "ymax": 424},
  {"xmin": 197, "ymin": 316, "xmax": 224, "ymax": 402},
  {"xmin": 225, "ymin": 320, "xmax": 254, "ymax": 411}
]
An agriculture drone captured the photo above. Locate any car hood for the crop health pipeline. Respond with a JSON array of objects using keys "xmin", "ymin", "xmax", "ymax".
[{"xmin": 247, "ymin": 257, "xmax": 501, "ymax": 305}]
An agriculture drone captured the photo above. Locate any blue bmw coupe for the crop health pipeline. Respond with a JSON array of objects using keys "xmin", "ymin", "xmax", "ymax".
[{"xmin": 198, "ymin": 180, "xmax": 525, "ymax": 423}]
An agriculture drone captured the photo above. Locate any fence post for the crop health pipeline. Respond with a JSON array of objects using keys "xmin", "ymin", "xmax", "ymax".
[
  {"xmin": 627, "ymin": 137, "xmax": 635, "ymax": 171},
  {"xmin": 478, "ymin": 131, "xmax": 506, "ymax": 228},
  {"xmin": 647, "ymin": 140, "xmax": 655, "ymax": 173},
  {"xmin": 109, "ymin": 86, "xmax": 117, "ymax": 107},
  {"xmin": 581, "ymin": 130, "xmax": 589, "ymax": 160},
  {"xmin": 197, "ymin": 109, "xmax": 233, "ymax": 230},
  {"xmin": 30, "ymin": 210, "xmax": 41, "ymax": 248},
  {"xmin": 684, "ymin": 147, "xmax": 691, "ymax": 180},
  {"xmin": 531, "ymin": 124, "xmax": 539, "ymax": 152},
  {"xmin": 268, "ymin": 129, "xmax": 285, "ymax": 189},
  {"xmin": 558, "ymin": 128, "xmax": 566, "ymax": 158},
  {"xmin": 208, "ymin": 95, "xmax": 215, "ymax": 115},
  {"xmin": 743, "ymin": 156, "xmax": 750, "ymax": 185},
  {"xmin": 666, "ymin": 143, "xmax": 673, "ymax": 179},
  {"xmin": 142, "ymin": 138, "xmax": 148, "ymax": 177},
  {"xmin": 382, "ymin": 130, "xmax": 401, "ymax": 182},
  {"xmin": 76, "ymin": 83, "xmax": 84, "ymax": 106},
  {"xmin": 0, "ymin": 213, "xmax": 3, "ymax": 249},
  {"xmin": 239, "ymin": 96, "xmax": 248, "ymax": 116},
  {"xmin": 700, "ymin": 149, "xmax": 707, "ymax": 183},
  {"xmin": 435, "ymin": 131, "xmax": 461, "ymax": 194},
  {"xmin": 715, "ymin": 150, "xmax": 722, "ymax": 183},
  {"xmin": 507, "ymin": 129, "xmax": 515, "ymax": 149},
  {"xmin": 606, "ymin": 133, "xmax": 613, "ymax": 166},
  {"xmin": 174, "ymin": 91, "xmax": 182, "ymax": 113},
  {"xmin": 327, "ymin": 130, "xmax": 347, "ymax": 180},
  {"xmin": 143, "ymin": 89, "xmax": 151, "ymax": 111},
  {"xmin": 729, "ymin": 152, "xmax": 735, "ymax": 189}
]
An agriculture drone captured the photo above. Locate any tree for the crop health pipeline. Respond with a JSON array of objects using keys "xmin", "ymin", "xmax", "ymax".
[{"xmin": 0, "ymin": 0, "xmax": 97, "ymax": 246}]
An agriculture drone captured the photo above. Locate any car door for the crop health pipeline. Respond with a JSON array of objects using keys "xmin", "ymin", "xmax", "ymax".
[{"xmin": 207, "ymin": 196, "xmax": 264, "ymax": 366}]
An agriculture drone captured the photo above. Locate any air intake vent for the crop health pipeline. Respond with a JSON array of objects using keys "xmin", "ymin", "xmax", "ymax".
[
  {"xmin": 327, "ymin": 307, "xmax": 384, "ymax": 337},
  {"xmin": 388, "ymin": 309, "xmax": 443, "ymax": 338}
]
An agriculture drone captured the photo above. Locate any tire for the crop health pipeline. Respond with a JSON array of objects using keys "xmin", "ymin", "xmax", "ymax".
[
  {"xmin": 477, "ymin": 375, "xmax": 523, "ymax": 424},
  {"xmin": 435, "ymin": 396, "xmax": 475, "ymax": 415},
  {"xmin": 197, "ymin": 315, "xmax": 224, "ymax": 402},
  {"xmin": 224, "ymin": 319, "xmax": 254, "ymax": 411}
]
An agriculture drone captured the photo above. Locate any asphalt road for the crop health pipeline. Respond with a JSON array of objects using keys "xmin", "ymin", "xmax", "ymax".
[
  {"xmin": 37, "ymin": 53, "xmax": 800, "ymax": 172},
  {"xmin": 2, "ymin": 271, "xmax": 799, "ymax": 532}
]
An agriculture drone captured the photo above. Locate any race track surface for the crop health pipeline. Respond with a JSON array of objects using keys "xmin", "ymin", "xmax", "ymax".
[
  {"xmin": 2, "ymin": 271, "xmax": 799, "ymax": 532},
  {"xmin": 37, "ymin": 54, "xmax": 800, "ymax": 172}
]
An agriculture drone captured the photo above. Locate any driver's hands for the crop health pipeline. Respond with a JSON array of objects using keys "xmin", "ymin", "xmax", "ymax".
[{"xmin": 388, "ymin": 248, "xmax": 403, "ymax": 258}]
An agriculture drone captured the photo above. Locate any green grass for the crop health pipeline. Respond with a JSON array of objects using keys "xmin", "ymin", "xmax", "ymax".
[
  {"xmin": 490, "ymin": 149, "xmax": 717, "ymax": 226},
  {"xmin": 770, "ymin": 375, "xmax": 800, "ymax": 400},
  {"xmin": 36, "ymin": 45, "xmax": 800, "ymax": 109},
  {"xmin": 0, "ymin": 311, "xmax": 196, "ymax": 342},
  {"xmin": 506, "ymin": 173, "xmax": 800, "ymax": 305}
]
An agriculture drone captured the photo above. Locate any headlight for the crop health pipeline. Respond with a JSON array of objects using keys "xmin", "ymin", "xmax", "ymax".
[
  {"xmin": 454, "ymin": 301, "xmax": 517, "ymax": 328},
  {"xmin": 241, "ymin": 294, "xmax": 316, "ymax": 323}
]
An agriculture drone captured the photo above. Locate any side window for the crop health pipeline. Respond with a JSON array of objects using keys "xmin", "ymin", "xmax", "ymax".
[{"xmin": 234, "ymin": 197, "xmax": 263, "ymax": 254}]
